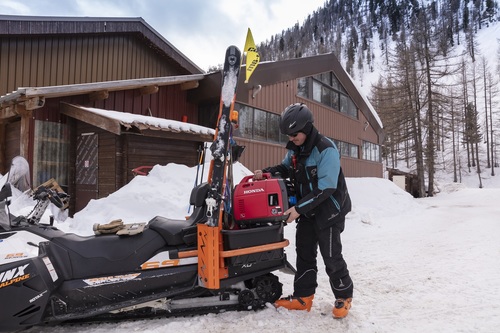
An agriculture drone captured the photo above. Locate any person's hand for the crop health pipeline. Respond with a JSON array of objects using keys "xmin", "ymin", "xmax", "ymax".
[
  {"xmin": 253, "ymin": 170, "xmax": 264, "ymax": 180},
  {"xmin": 283, "ymin": 206, "xmax": 300, "ymax": 223}
]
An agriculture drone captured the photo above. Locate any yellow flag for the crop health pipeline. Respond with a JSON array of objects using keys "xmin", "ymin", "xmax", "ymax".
[{"xmin": 244, "ymin": 28, "xmax": 260, "ymax": 83}]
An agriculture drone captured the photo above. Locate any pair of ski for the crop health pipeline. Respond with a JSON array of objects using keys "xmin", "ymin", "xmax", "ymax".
[{"xmin": 197, "ymin": 45, "xmax": 242, "ymax": 289}]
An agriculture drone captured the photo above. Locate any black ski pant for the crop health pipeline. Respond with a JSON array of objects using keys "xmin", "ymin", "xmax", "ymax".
[{"xmin": 292, "ymin": 216, "xmax": 353, "ymax": 300}]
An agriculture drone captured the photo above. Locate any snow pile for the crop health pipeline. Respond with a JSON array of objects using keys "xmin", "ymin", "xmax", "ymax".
[
  {"xmin": 66, "ymin": 162, "xmax": 252, "ymax": 235},
  {"xmin": 346, "ymin": 177, "xmax": 423, "ymax": 225}
]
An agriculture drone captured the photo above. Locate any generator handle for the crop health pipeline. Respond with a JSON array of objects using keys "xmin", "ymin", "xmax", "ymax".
[{"xmin": 245, "ymin": 173, "xmax": 271, "ymax": 183}]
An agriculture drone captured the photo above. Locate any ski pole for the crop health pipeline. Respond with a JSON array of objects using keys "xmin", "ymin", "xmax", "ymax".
[
  {"xmin": 189, "ymin": 145, "xmax": 204, "ymax": 214},
  {"xmin": 200, "ymin": 143, "xmax": 207, "ymax": 183}
]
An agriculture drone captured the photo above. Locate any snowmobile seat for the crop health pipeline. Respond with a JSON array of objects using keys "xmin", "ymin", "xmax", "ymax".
[
  {"xmin": 44, "ymin": 228, "xmax": 166, "ymax": 279},
  {"xmin": 148, "ymin": 182, "xmax": 210, "ymax": 246}
]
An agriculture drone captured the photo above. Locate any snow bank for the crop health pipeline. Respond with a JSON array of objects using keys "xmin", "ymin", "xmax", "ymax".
[
  {"xmin": 63, "ymin": 162, "xmax": 253, "ymax": 235},
  {"xmin": 346, "ymin": 177, "xmax": 423, "ymax": 225}
]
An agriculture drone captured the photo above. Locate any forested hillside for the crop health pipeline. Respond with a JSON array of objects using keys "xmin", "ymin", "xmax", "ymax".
[{"xmin": 258, "ymin": 0, "xmax": 500, "ymax": 195}]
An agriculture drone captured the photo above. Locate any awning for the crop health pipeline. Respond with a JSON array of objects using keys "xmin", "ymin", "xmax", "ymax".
[
  {"xmin": 0, "ymin": 74, "xmax": 205, "ymax": 120},
  {"xmin": 61, "ymin": 103, "xmax": 214, "ymax": 142}
]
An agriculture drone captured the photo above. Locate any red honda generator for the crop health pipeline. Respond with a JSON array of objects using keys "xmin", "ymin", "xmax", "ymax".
[{"xmin": 232, "ymin": 173, "xmax": 294, "ymax": 227}]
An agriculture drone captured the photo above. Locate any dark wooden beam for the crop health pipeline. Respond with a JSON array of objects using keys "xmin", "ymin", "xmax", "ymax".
[
  {"xmin": 139, "ymin": 85, "xmax": 159, "ymax": 95},
  {"xmin": 89, "ymin": 90, "xmax": 109, "ymax": 101},
  {"xmin": 60, "ymin": 103, "xmax": 121, "ymax": 135}
]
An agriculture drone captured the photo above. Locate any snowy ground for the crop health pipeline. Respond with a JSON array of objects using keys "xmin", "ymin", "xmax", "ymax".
[{"xmin": 2, "ymin": 162, "xmax": 500, "ymax": 333}]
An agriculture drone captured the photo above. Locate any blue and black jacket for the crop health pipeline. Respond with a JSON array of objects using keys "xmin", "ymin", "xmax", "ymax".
[{"xmin": 263, "ymin": 127, "xmax": 351, "ymax": 229}]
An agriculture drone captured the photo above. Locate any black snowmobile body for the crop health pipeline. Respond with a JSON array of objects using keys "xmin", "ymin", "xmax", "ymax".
[{"xmin": 0, "ymin": 178, "xmax": 291, "ymax": 332}]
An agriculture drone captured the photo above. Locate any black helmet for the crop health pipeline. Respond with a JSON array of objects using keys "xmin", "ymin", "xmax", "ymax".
[{"xmin": 279, "ymin": 103, "xmax": 314, "ymax": 135}]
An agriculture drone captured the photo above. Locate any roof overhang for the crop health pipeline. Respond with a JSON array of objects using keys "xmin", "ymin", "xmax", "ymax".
[
  {"xmin": 61, "ymin": 103, "xmax": 214, "ymax": 142},
  {"xmin": 0, "ymin": 74, "xmax": 204, "ymax": 121}
]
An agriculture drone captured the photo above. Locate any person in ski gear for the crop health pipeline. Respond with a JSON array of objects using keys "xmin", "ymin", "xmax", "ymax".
[{"xmin": 254, "ymin": 103, "xmax": 353, "ymax": 318}]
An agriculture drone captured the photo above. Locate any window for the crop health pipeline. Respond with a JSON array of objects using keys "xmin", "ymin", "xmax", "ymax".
[
  {"xmin": 362, "ymin": 141, "xmax": 381, "ymax": 162},
  {"xmin": 253, "ymin": 109, "xmax": 268, "ymax": 141},
  {"xmin": 340, "ymin": 95, "xmax": 348, "ymax": 114},
  {"xmin": 235, "ymin": 103, "xmax": 285, "ymax": 144},
  {"xmin": 297, "ymin": 72, "xmax": 358, "ymax": 119},
  {"xmin": 333, "ymin": 139, "xmax": 359, "ymax": 159},
  {"xmin": 331, "ymin": 91, "xmax": 339, "ymax": 111},
  {"xmin": 234, "ymin": 103, "xmax": 361, "ymax": 159},
  {"xmin": 236, "ymin": 104, "xmax": 254, "ymax": 139},
  {"xmin": 312, "ymin": 81, "xmax": 322, "ymax": 103},
  {"xmin": 268, "ymin": 113, "xmax": 281, "ymax": 142},
  {"xmin": 350, "ymin": 145, "xmax": 359, "ymax": 159},
  {"xmin": 33, "ymin": 120, "xmax": 70, "ymax": 187},
  {"xmin": 297, "ymin": 77, "xmax": 308, "ymax": 98}
]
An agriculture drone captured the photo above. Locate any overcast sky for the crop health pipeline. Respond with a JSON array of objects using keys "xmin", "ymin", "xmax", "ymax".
[{"xmin": 1, "ymin": 0, "xmax": 326, "ymax": 71}]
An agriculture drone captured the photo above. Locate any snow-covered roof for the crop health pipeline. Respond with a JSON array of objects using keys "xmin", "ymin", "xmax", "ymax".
[
  {"xmin": 62, "ymin": 103, "xmax": 214, "ymax": 140},
  {"xmin": 342, "ymin": 68, "xmax": 383, "ymax": 129}
]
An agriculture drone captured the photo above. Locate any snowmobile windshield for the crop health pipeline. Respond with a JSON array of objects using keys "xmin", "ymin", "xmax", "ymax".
[{"xmin": 0, "ymin": 183, "xmax": 12, "ymax": 230}]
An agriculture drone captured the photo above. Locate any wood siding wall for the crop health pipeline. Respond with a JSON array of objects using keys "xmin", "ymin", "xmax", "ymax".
[
  {"xmin": 237, "ymin": 138, "xmax": 383, "ymax": 178},
  {"xmin": 247, "ymin": 80, "xmax": 379, "ymax": 146},
  {"xmin": 92, "ymin": 85, "xmax": 198, "ymax": 122},
  {"xmin": 0, "ymin": 34, "xmax": 186, "ymax": 96},
  {"xmin": 125, "ymin": 135, "xmax": 199, "ymax": 173},
  {"xmin": 236, "ymin": 79, "xmax": 383, "ymax": 178},
  {"xmin": 0, "ymin": 120, "xmax": 20, "ymax": 174},
  {"xmin": 71, "ymin": 121, "xmax": 200, "ymax": 213},
  {"xmin": 32, "ymin": 85, "xmax": 199, "ymax": 125}
]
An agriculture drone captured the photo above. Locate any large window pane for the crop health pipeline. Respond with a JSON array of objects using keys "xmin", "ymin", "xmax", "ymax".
[
  {"xmin": 335, "ymin": 141, "xmax": 343, "ymax": 154},
  {"xmin": 341, "ymin": 142, "xmax": 350, "ymax": 156},
  {"xmin": 253, "ymin": 109, "xmax": 267, "ymax": 141},
  {"xmin": 362, "ymin": 141, "xmax": 369, "ymax": 160},
  {"xmin": 298, "ymin": 72, "xmax": 357, "ymax": 120},
  {"xmin": 321, "ymin": 86, "xmax": 332, "ymax": 107},
  {"xmin": 318, "ymin": 73, "xmax": 331, "ymax": 85},
  {"xmin": 340, "ymin": 95, "xmax": 348, "ymax": 114},
  {"xmin": 362, "ymin": 141, "xmax": 380, "ymax": 161},
  {"xmin": 348, "ymin": 99, "xmax": 358, "ymax": 117},
  {"xmin": 373, "ymin": 144, "xmax": 380, "ymax": 162},
  {"xmin": 329, "ymin": 139, "xmax": 358, "ymax": 159},
  {"xmin": 312, "ymin": 81, "xmax": 322, "ymax": 103},
  {"xmin": 280, "ymin": 132, "xmax": 289, "ymax": 144},
  {"xmin": 331, "ymin": 91, "xmax": 339, "ymax": 111},
  {"xmin": 333, "ymin": 140, "xmax": 340, "ymax": 150},
  {"xmin": 33, "ymin": 120, "xmax": 69, "ymax": 187},
  {"xmin": 350, "ymin": 145, "xmax": 359, "ymax": 159},
  {"xmin": 332, "ymin": 73, "xmax": 346, "ymax": 93},
  {"xmin": 268, "ymin": 113, "xmax": 281, "ymax": 143},
  {"xmin": 331, "ymin": 74, "xmax": 341, "ymax": 90},
  {"xmin": 297, "ymin": 77, "xmax": 308, "ymax": 98},
  {"xmin": 234, "ymin": 105, "xmax": 285, "ymax": 143},
  {"xmin": 236, "ymin": 105, "xmax": 253, "ymax": 139}
]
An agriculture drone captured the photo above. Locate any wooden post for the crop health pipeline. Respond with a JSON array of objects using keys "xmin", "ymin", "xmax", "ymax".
[{"xmin": 17, "ymin": 104, "xmax": 32, "ymax": 159}]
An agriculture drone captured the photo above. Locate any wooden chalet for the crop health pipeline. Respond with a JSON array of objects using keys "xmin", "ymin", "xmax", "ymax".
[{"xmin": 0, "ymin": 15, "xmax": 384, "ymax": 214}]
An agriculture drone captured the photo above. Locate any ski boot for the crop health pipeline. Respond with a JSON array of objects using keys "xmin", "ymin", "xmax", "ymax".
[
  {"xmin": 332, "ymin": 298, "xmax": 352, "ymax": 319},
  {"xmin": 274, "ymin": 295, "xmax": 314, "ymax": 312}
]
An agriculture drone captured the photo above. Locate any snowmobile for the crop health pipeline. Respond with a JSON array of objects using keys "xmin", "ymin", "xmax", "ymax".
[
  {"xmin": 0, "ymin": 163, "xmax": 292, "ymax": 332},
  {"xmin": 0, "ymin": 45, "xmax": 294, "ymax": 332},
  {"xmin": 0, "ymin": 167, "xmax": 293, "ymax": 331}
]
